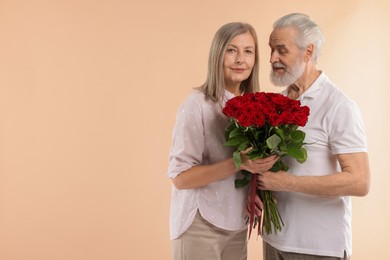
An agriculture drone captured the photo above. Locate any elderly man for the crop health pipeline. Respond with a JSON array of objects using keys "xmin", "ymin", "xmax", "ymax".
[{"xmin": 258, "ymin": 13, "xmax": 370, "ymax": 260}]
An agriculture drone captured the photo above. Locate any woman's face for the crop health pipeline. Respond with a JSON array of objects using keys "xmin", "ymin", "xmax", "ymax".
[{"xmin": 223, "ymin": 32, "xmax": 256, "ymax": 92}]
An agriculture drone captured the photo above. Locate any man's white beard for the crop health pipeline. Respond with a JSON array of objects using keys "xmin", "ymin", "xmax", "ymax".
[{"xmin": 270, "ymin": 59, "xmax": 306, "ymax": 87}]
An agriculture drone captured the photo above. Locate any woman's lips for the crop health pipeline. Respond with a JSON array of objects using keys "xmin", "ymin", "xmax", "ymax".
[{"xmin": 232, "ymin": 68, "xmax": 245, "ymax": 73}]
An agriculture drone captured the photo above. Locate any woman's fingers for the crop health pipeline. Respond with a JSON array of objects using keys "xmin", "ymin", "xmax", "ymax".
[{"xmin": 241, "ymin": 154, "xmax": 279, "ymax": 174}]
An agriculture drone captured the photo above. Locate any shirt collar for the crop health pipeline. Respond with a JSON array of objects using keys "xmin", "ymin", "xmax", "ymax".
[
  {"xmin": 224, "ymin": 89, "xmax": 236, "ymax": 99},
  {"xmin": 299, "ymin": 71, "xmax": 326, "ymax": 100}
]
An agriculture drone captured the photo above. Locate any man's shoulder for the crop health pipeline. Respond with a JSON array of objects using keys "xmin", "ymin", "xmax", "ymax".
[{"xmin": 319, "ymin": 75, "xmax": 352, "ymax": 103}]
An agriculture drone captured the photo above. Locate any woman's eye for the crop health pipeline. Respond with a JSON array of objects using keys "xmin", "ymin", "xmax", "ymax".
[
  {"xmin": 227, "ymin": 48, "xmax": 236, "ymax": 53},
  {"xmin": 245, "ymin": 50, "xmax": 254, "ymax": 54}
]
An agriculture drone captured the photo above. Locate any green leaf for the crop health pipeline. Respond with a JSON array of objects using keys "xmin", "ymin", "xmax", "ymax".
[
  {"xmin": 245, "ymin": 148, "xmax": 262, "ymax": 160},
  {"xmin": 291, "ymin": 130, "xmax": 305, "ymax": 142},
  {"xmin": 233, "ymin": 151, "xmax": 242, "ymax": 169},
  {"xmin": 269, "ymin": 160, "xmax": 289, "ymax": 172},
  {"xmin": 241, "ymin": 170, "xmax": 253, "ymax": 180},
  {"xmin": 266, "ymin": 134, "xmax": 281, "ymax": 150},
  {"xmin": 229, "ymin": 127, "xmax": 244, "ymax": 139},
  {"xmin": 296, "ymin": 148, "xmax": 307, "ymax": 163},
  {"xmin": 287, "ymin": 142, "xmax": 301, "ymax": 150},
  {"xmin": 224, "ymin": 120, "xmax": 236, "ymax": 139},
  {"xmin": 287, "ymin": 147, "xmax": 307, "ymax": 163},
  {"xmin": 237, "ymin": 141, "xmax": 250, "ymax": 151},
  {"xmin": 248, "ymin": 154, "xmax": 262, "ymax": 160},
  {"xmin": 234, "ymin": 170, "xmax": 253, "ymax": 188},
  {"xmin": 225, "ymin": 136, "xmax": 248, "ymax": 147},
  {"xmin": 274, "ymin": 127, "xmax": 285, "ymax": 139},
  {"xmin": 235, "ymin": 178, "xmax": 250, "ymax": 188},
  {"xmin": 270, "ymin": 160, "xmax": 283, "ymax": 172},
  {"xmin": 278, "ymin": 143, "xmax": 288, "ymax": 152}
]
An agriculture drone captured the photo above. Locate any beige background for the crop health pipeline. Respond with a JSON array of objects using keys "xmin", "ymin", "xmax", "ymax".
[{"xmin": 0, "ymin": 0, "xmax": 389, "ymax": 259}]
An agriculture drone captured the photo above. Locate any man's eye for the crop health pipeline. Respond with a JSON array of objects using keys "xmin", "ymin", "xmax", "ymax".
[{"xmin": 279, "ymin": 49, "xmax": 287, "ymax": 55}]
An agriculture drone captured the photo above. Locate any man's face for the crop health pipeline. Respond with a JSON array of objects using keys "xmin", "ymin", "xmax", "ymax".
[{"xmin": 268, "ymin": 27, "xmax": 306, "ymax": 86}]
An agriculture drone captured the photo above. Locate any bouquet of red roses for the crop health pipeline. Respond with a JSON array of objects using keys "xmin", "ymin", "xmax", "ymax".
[{"xmin": 223, "ymin": 92, "xmax": 310, "ymax": 237}]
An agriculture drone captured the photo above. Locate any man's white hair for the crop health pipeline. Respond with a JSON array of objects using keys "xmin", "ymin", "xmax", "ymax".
[{"xmin": 273, "ymin": 13, "xmax": 324, "ymax": 63}]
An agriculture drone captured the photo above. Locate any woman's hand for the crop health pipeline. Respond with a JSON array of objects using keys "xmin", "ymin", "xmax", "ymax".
[{"xmin": 240, "ymin": 151, "xmax": 278, "ymax": 174}]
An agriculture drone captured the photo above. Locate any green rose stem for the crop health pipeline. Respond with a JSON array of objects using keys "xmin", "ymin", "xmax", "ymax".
[
  {"xmin": 259, "ymin": 189, "xmax": 284, "ymax": 234},
  {"xmin": 246, "ymin": 174, "xmax": 284, "ymax": 237},
  {"xmin": 248, "ymin": 173, "xmax": 258, "ymax": 239}
]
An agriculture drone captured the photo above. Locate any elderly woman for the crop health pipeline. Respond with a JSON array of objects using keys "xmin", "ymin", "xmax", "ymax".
[{"xmin": 167, "ymin": 22, "xmax": 277, "ymax": 260}]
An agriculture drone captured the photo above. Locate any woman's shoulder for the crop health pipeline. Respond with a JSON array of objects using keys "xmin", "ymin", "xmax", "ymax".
[
  {"xmin": 178, "ymin": 89, "xmax": 205, "ymax": 110},
  {"xmin": 182, "ymin": 89, "xmax": 207, "ymax": 105}
]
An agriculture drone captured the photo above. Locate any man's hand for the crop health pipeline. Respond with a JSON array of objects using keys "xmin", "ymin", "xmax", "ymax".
[{"xmin": 257, "ymin": 170, "xmax": 296, "ymax": 192}]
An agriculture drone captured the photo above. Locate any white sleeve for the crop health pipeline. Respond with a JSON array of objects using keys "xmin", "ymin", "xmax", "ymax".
[
  {"xmin": 167, "ymin": 94, "xmax": 205, "ymax": 179},
  {"xmin": 329, "ymin": 99, "xmax": 368, "ymax": 154}
]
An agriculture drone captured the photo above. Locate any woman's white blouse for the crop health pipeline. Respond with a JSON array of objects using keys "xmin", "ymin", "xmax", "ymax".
[{"xmin": 167, "ymin": 90, "xmax": 248, "ymax": 239}]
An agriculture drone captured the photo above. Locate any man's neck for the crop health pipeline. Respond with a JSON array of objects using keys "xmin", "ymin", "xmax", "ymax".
[{"xmin": 288, "ymin": 69, "xmax": 321, "ymax": 99}]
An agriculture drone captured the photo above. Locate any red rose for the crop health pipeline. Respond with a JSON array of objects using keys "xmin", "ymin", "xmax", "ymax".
[
  {"xmin": 268, "ymin": 112, "xmax": 283, "ymax": 126},
  {"xmin": 223, "ymin": 96, "xmax": 245, "ymax": 118},
  {"xmin": 251, "ymin": 109, "xmax": 265, "ymax": 127},
  {"xmin": 280, "ymin": 111, "xmax": 294, "ymax": 124},
  {"xmin": 222, "ymin": 105, "xmax": 235, "ymax": 118},
  {"xmin": 237, "ymin": 112, "xmax": 252, "ymax": 127},
  {"xmin": 271, "ymin": 94, "xmax": 289, "ymax": 109},
  {"xmin": 223, "ymin": 92, "xmax": 310, "ymax": 128},
  {"xmin": 261, "ymin": 106, "xmax": 277, "ymax": 118},
  {"xmin": 292, "ymin": 106, "xmax": 310, "ymax": 126},
  {"xmin": 254, "ymin": 92, "xmax": 267, "ymax": 102}
]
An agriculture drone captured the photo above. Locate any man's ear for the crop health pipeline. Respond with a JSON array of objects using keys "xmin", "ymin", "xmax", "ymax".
[{"xmin": 304, "ymin": 44, "xmax": 315, "ymax": 62}]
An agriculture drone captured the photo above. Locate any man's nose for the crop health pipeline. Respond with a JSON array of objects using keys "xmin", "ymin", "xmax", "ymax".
[{"xmin": 270, "ymin": 51, "xmax": 280, "ymax": 64}]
